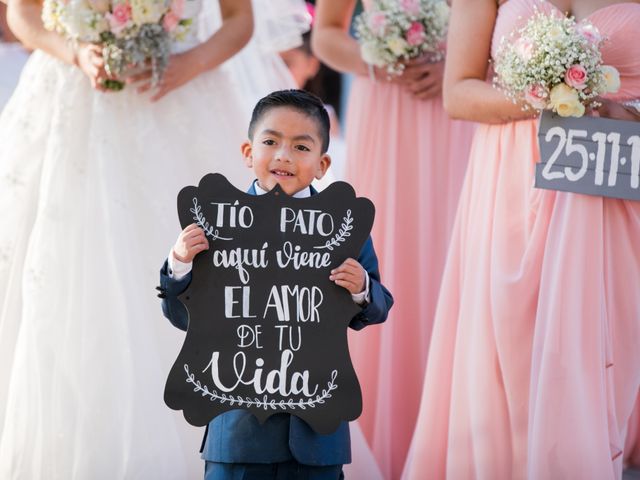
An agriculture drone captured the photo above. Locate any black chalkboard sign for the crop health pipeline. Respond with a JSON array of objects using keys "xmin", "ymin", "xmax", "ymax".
[
  {"xmin": 536, "ymin": 111, "xmax": 640, "ymax": 200},
  {"xmin": 164, "ymin": 174, "xmax": 375, "ymax": 434}
]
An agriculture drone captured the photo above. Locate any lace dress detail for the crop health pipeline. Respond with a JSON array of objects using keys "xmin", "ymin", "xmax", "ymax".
[{"xmin": 0, "ymin": 1, "xmax": 302, "ymax": 477}]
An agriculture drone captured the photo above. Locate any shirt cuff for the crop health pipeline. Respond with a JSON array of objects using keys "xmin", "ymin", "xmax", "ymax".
[
  {"xmin": 351, "ymin": 273, "xmax": 370, "ymax": 306},
  {"xmin": 168, "ymin": 249, "xmax": 192, "ymax": 280}
]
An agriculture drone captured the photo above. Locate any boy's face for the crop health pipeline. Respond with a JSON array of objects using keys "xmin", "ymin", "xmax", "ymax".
[{"xmin": 242, "ymin": 106, "xmax": 330, "ymax": 196}]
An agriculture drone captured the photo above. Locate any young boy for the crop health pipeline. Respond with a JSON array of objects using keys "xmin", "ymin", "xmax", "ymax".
[{"xmin": 158, "ymin": 89, "xmax": 393, "ymax": 480}]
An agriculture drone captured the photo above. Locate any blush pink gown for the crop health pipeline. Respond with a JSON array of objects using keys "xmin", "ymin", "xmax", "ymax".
[
  {"xmin": 345, "ymin": 7, "xmax": 474, "ymax": 479},
  {"xmin": 402, "ymin": 1, "xmax": 640, "ymax": 479},
  {"xmin": 625, "ymin": 398, "xmax": 640, "ymax": 468}
]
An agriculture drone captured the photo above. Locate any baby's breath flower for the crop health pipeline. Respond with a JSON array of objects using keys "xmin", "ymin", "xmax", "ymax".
[
  {"xmin": 493, "ymin": 6, "xmax": 619, "ymax": 117},
  {"xmin": 41, "ymin": 0, "xmax": 194, "ymax": 91},
  {"xmin": 355, "ymin": 0, "xmax": 450, "ymax": 77}
]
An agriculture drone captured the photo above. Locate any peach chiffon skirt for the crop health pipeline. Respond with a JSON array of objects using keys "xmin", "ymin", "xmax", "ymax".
[
  {"xmin": 403, "ymin": 2, "xmax": 640, "ymax": 479},
  {"xmin": 404, "ymin": 119, "xmax": 640, "ymax": 480},
  {"xmin": 625, "ymin": 398, "xmax": 640, "ymax": 468},
  {"xmin": 345, "ymin": 76, "xmax": 474, "ymax": 479},
  {"xmin": 402, "ymin": 120, "xmax": 543, "ymax": 479}
]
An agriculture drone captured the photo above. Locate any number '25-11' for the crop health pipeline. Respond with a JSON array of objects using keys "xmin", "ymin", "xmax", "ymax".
[{"xmin": 542, "ymin": 127, "xmax": 640, "ymax": 188}]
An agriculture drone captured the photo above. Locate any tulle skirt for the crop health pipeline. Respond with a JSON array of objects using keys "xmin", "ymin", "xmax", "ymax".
[
  {"xmin": 0, "ymin": 51, "xmax": 254, "ymax": 479},
  {"xmin": 403, "ymin": 119, "xmax": 640, "ymax": 480},
  {"xmin": 344, "ymin": 75, "xmax": 474, "ymax": 479}
]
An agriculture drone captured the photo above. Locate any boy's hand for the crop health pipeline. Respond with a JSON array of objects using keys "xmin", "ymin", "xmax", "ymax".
[
  {"xmin": 329, "ymin": 258, "xmax": 366, "ymax": 295},
  {"xmin": 172, "ymin": 223, "xmax": 208, "ymax": 263}
]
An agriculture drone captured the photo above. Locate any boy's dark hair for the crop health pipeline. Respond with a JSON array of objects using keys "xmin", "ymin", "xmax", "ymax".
[{"xmin": 248, "ymin": 89, "xmax": 330, "ymax": 153}]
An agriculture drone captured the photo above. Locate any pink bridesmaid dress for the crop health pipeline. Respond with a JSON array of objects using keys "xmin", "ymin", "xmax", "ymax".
[
  {"xmin": 624, "ymin": 398, "xmax": 640, "ymax": 468},
  {"xmin": 345, "ymin": 3, "xmax": 474, "ymax": 479},
  {"xmin": 403, "ymin": 1, "xmax": 640, "ymax": 479}
]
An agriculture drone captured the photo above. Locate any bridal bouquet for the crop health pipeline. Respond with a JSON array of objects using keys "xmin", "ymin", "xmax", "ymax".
[
  {"xmin": 42, "ymin": 0, "xmax": 192, "ymax": 90},
  {"xmin": 493, "ymin": 9, "xmax": 620, "ymax": 117},
  {"xmin": 354, "ymin": 0, "xmax": 450, "ymax": 76}
]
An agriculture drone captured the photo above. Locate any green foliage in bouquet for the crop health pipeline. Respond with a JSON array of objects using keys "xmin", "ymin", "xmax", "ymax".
[{"xmin": 100, "ymin": 25, "xmax": 171, "ymax": 91}]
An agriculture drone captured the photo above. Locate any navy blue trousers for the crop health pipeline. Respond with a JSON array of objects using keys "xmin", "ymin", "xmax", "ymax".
[{"xmin": 204, "ymin": 461, "xmax": 344, "ymax": 480}]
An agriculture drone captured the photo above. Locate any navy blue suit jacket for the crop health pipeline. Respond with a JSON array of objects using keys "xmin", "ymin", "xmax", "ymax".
[{"xmin": 158, "ymin": 182, "xmax": 393, "ymax": 466}]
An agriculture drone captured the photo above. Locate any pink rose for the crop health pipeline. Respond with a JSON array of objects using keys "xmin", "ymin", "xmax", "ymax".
[
  {"xmin": 576, "ymin": 23, "xmax": 602, "ymax": 44},
  {"xmin": 515, "ymin": 37, "xmax": 534, "ymax": 61},
  {"xmin": 400, "ymin": 0, "xmax": 421, "ymax": 15},
  {"xmin": 524, "ymin": 83, "xmax": 549, "ymax": 109},
  {"xmin": 564, "ymin": 64, "xmax": 588, "ymax": 90},
  {"xmin": 107, "ymin": 3, "xmax": 132, "ymax": 34},
  {"xmin": 162, "ymin": 11, "xmax": 180, "ymax": 32},
  {"xmin": 405, "ymin": 21, "xmax": 425, "ymax": 46},
  {"xmin": 368, "ymin": 12, "xmax": 388, "ymax": 35},
  {"xmin": 306, "ymin": 2, "xmax": 315, "ymax": 26},
  {"xmin": 169, "ymin": 0, "xmax": 185, "ymax": 18}
]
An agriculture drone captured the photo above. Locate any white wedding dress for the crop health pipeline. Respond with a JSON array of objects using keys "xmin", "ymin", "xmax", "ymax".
[{"xmin": 0, "ymin": 1, "xmax": 306, "ymax": 478}]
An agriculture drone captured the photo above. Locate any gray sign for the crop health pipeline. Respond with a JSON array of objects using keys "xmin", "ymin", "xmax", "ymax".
[{"xmin": 535, "ymin": 111, "xmax": 640, "ymax": 200}]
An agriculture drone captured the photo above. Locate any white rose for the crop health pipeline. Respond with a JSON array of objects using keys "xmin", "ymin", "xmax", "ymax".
[
  {"xmin": 549, "ymin": 83, "xmax": 583, "ymax": 117},
  {"xmin": 42, "ymin": 0, "xmax": 61, "ymax": 32},
  {"xmin": 360, "ymin": 42, "xmax": 386, "ymax": 67},
  {"xmin": 601, "ymin": 65, "xmax": 620, "ymax": 93},
  {"xmin": 572, "ymin": 101, "xmax": 586, "ymax": 117},
  {"xmin": 59, "ymin": 0, "xmax": 102, "ymax": 41},
  {"xmin": 547, "ymin": 25, "xmax": 566, "ymax": 43},
  {"xmin": 131, "ymin": 0, "xmax": 166, "ymax": 25},
  {"xmin": 386, "ymin": 36, "xmax": 408, "ymax": 57}
]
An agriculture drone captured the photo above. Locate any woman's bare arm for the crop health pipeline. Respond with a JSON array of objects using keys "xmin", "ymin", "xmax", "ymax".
[
  {"xmin": 184, "ymin": 0, "xmax": 253, "ymax": 75},
  {"xmin": 129, "ymin": 0, "xmax": 253, "ymax": 101},
  {"xmin": 7, "ymin": 0, "xmax": 74, "ymax": 63},
  {"xmin": 311, "ymin": 0, "xmax": 368, "ymax": 77},
  {"xmin": 444, "ymin": 0, "xmax": 531, "ymax": 123}
]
